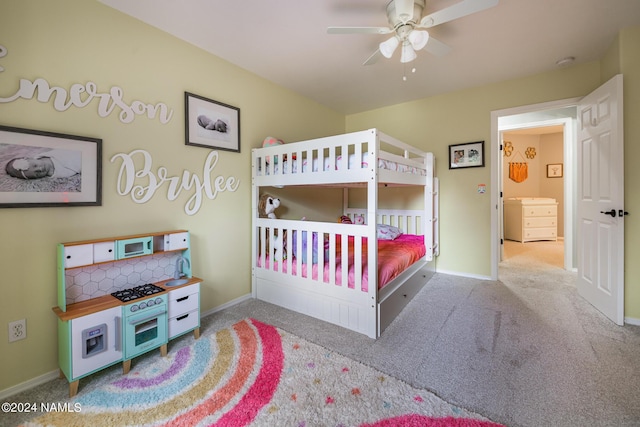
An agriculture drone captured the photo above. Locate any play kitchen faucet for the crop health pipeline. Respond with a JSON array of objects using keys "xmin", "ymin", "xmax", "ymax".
[{"xmin": 174, "ymin": 255, "xmax": 190, "ymax": 279}]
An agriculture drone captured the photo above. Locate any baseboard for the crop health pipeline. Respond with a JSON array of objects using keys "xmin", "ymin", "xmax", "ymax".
[
  {"xmin": 624, "ymin": 316, "xmax": 640, "ymax": 326},
  {"xmin": 200, "ymin": 293, "xmax": 252, "ymax": 318},
  {"xmin": 435, "ymin": 269, "xmax": 492, "ymax": 281},
  {"xmin": 0, "ymin": 370, "xmax": 59, "ymax": 400}
]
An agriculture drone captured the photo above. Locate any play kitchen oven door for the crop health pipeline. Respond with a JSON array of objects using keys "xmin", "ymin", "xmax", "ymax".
[{"xmin": 123, "ymin": 295, "xmax": 168, "ymax": 359}]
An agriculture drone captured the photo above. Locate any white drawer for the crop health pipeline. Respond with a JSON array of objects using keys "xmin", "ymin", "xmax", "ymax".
[
  {"xmin": 523, "ymin": 205, "xmax": 557, "ymax": 217},
  {"xmin": 168, "ymin": 283, "xmax": 199, "ymax": 300},
  {"xmin": 169, "ymin": 292, "xmax": 199, "ymax": 315},
  {"xmin": 523, "ymin": 217, "xmax": 556, "ymax": 228},
  {"xmin": 64, "ymin": 244, "xmax": 94, "ymax": 268},
  {"xmin": 93, "ymin": 241, "xmax": 115, "ymax": 263},
  {"xmin": 169, "ymin": 309, "xmax": 198, "ymax": 338},
  {"xmin": 524, "ymin": 227, "xmax": 557, "ymax": 240},
  {"xmin": 168, "ymin": 283, "xmax": 199, "ymax": 316}
]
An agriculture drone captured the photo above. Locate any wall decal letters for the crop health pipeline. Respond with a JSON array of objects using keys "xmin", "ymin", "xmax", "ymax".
[
  {"xmin": 0, "ymin": 45, "xmax": 173, "ymax": 124},
  {"xmin": 111, "ymin": 149, "xmax": 240, "ymax": 215}
]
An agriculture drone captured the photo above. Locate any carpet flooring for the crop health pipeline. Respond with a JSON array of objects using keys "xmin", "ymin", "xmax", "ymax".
[
  {"xmin": 5, "ymin": 240, "xmax": 640, "ymax": 426},
  {"xmin": 20, "ymin": 319, "xmax": 502, "ymax": 427}
]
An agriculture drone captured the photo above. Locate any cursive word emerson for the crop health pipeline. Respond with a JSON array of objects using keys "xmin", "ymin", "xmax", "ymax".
[
  {"xmin": 0, "ymin": 77, "xmax": 173, "ymax": 124},
  {"xmin": 111, "ymin": 150, "xmax": 240, "ymax": 215}
]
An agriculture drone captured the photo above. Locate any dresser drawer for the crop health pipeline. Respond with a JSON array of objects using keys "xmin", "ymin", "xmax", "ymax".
[
  {"xmin": 523, "ymin": 217, "xmax": 557, "ymax": 228},
  {"xmin": 523, "ymin": 227, "xmax": 557, "ymax": 241},
  {"xmin": 523, "ymin": 205, "xmax": 557, "ymax": 217}
]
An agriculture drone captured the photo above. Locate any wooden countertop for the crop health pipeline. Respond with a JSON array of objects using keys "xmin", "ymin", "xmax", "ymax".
[{"xmin": 52, "ymin": 277, "xmax": 202, "ymax": 321}]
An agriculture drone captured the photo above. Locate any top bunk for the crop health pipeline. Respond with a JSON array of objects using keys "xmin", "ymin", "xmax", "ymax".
[{"xmin": 252, "ymin": 129, "xmax": 432, "ymax": 188}]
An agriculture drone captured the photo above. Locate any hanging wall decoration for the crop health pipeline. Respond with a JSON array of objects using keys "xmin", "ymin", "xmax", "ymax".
[
  {"xmin": 525, "ymin": 147, "xmax": 537, "ymax": 159},
  {"xmin": 111, "ymin": 149, "xmax": 240, "ymax": 216},
  {"xmin": 503, "ymin": 141, "xmax": 513, "ymax": 157},
  {"xmin": 0, "ymin": 45, "xmax": 174, "ymax": 125},
  {"xmin": 508, "ymin": 150, "xmax": 528, "ymax": 183}
]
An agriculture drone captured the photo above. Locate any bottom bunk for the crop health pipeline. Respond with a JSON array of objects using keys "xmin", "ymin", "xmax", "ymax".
[{"xmin": 252, "ymin": 208, "xmax": 437, "ymax": 338}]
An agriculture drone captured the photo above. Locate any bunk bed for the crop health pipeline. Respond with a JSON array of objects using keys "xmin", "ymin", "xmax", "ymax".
[{"xmin": 251, "ymin": 128, "xmax": 439, "ymax": 338}]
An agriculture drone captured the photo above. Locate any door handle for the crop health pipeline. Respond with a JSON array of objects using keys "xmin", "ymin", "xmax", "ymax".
[
  {"xmin": 600, "ymin": 209, "xmax": 616, "ymax": 217},
  {"xmin": 619, "ymin": 210, "xmax": 629, "ymax": 217}
]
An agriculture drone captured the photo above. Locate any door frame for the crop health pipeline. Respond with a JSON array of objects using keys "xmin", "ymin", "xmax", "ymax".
[{"xmin": 490, "ymin": 97, "xmax": 581, "ymax": 280}]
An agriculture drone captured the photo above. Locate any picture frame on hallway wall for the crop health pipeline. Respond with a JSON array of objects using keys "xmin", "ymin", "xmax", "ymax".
[
  {"xmin": 185, "ymin": 92, "xmax": 241, "ymax": 153},
  {"xmin": 449, "ymin": 141, "xmax": 484, "ymax": 169},
  {"xmin": 547, "ymin": 163, "xmax": 563, "ymax": 178},
  {"xmin": 0, "ymin": 125, "xmax": 102, "ymax": 208}
]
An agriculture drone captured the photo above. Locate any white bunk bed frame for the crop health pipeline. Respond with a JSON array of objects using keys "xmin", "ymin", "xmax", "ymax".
[{"xmin": 251, "ymin": 128, "xmax": 439, "ymax": 338}]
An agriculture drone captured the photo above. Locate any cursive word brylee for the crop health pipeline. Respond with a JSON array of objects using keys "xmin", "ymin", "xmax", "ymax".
[{"xmin": 111, "ymin": 150, "xmax": 240, "ymax": 215}]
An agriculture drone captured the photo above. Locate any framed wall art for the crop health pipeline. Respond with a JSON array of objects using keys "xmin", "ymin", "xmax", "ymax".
[
  {"xmin": 547, "ymin": 163, "xmax": 563, "ymax": 178},
  {"xmin": 449, "ymin": 141, "xmax": 485, "ymax": 169},
  {"xmin": 0, "ymin": 125, "xmax": 102, "ymax": 208},
  {"xmin": 185, "ymin": 91, "xmax": 240, "ymax": 153}
]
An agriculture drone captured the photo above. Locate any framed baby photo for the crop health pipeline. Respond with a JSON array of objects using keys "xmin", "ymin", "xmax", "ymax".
[
  {"xmin": 449, "ymin": 141, "xmax": 485, "ymax": 169},
  {"xmin": 185, "ymin": 91, "xmax": 241, "ymax": 153},
  {"xmin": 0, "ymin": 125, "xmax": 102, "ymax": 208}
]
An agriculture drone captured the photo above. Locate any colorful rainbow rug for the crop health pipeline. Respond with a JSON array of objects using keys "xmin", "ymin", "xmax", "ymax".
[{"xmin": 24, "ymin": 319, "xmax": 503, "ymax": 427}]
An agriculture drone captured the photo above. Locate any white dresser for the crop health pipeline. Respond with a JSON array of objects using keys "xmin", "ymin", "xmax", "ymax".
[{"xmin": 504, "ymin": 198, "xmax": 558, "ymax": 242}]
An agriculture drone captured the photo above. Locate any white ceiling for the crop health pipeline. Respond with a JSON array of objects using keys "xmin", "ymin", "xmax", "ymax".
[{"xmin": 99, "ymin": 0, "xmax": 640, "ymax": 115}]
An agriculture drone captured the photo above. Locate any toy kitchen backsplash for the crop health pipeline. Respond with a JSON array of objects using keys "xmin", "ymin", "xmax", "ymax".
[{"xmin": 64, "ymin": 252, "xmax": 183, "ymax": 304}]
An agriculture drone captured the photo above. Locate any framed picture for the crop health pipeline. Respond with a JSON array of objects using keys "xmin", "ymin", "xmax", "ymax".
[
  {"xmin": 449, "ymin": 141, "xmax": 485, "ymax": 169},
  {"xmin": 185, "ymin": 92, "xmax": 240, "ymax": 152},
  {"xmin": 547, "ymin": 163, "xmax": 563, "ymax": 178},
  {"xmin": 0, "ymin": 125, "xmax": 102, "ymax": 208}
]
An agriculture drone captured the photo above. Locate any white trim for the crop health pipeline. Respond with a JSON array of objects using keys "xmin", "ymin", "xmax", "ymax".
[
  {"xmin": 0, "ymin": 370, "xmax": 59, "ymax": 400},
  {"xmin": 200, "ymin": 293, "xmax": 252, "ymax": 318},
  {"xmin": 435, "ymin": 269, "xmax": 492, "ymax": 281},
  {"xmin": 624, "ymin": 317, "xmax": 640, "ymax": 326},
  {"xmin": 491, "ymin": 97, "xmax": 581, "ymax": 280}
]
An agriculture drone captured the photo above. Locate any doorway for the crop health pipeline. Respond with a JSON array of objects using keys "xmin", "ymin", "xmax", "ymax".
[
  {"xmin": 501, "ymin": 124, "xmax": 568, "ymax": 268},
  {"xmin": 490, "ymin": 98, "xmax": 580, "ymax": 280}
]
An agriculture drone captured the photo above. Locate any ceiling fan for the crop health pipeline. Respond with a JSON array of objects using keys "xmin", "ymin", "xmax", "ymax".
[{"xmin": 328, "ymin": 0, "xmax": 499, "ymax": 65}]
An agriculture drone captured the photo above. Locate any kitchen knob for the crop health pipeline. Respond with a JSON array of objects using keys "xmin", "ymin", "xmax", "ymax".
[
  {"xmin": 140, "ymin": 302, "xmax": 147, "ymax": 309},
  {"xmin": 155, "ymin": 298, "xmax": 163, "ymax": 304},
  {"xmin": 147, "ymin": 299, "xmax": 155, "ymax": 307},
  {"xmin": 130, "ymin": 305, "xmax": 138, "ymax": 312}
]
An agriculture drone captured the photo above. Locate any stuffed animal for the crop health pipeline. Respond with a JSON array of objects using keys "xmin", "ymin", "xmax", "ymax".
[
  {"xmin": 339, "ymin": 214, "xmax": 364, "ymax": 225},
  {"xmin": 262, "ymin": 136, "xmax": 284, "ymax": 165},
  {"xmin": 271, "ymin": 232, "xmax": 286, "ymax": 261},
  {"xmin": 258, "ymin": 193, "xmax": 281, "ymax": 219}
]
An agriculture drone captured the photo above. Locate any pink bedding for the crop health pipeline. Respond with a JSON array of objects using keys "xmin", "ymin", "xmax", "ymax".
[{"xmin": 258, "ymin": 234, "xmax": 426, "ymax": 291}]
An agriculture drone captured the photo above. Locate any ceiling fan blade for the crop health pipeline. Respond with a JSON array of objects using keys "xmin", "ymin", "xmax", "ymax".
[
  {"xmin": 327, "ymin": 26, "xmax": 393, "ymax": 35},
  {"xmin": 423, "ymin": 36, "xmax": 452, "ymax": 57},
  {"xmin": 363, "ymin": 49, "xmax": 382, "ymax": 66},
  {"xmin": 418, "ymin": 0, "xmax": 499, "ymax": 28}
]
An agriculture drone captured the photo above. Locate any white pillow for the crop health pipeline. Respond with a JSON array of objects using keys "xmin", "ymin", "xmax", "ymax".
[{"xmin": 377, "ymin": 224, "xmax": 403, "ymax": 240}]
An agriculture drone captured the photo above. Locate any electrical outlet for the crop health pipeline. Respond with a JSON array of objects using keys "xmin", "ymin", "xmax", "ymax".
[{"xmin": 8, "ymin": 319, "xmax": 26, "ymax": 342}]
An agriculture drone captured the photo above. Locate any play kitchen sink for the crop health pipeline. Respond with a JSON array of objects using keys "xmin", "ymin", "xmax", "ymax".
[{"xmin": 53, "ymin": 230, "xmax": 202, "ymax": 397}]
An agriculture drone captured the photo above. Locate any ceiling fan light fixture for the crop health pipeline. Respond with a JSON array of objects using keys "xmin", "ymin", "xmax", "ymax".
[
  {"xmin": 379, "ymin": 36, "xmax": 399, "ymax": 59},
  {"xmin": 400, "ymin": 42, "xmax": 417, "ymax": 63},
  {"xmin": 408, "ymin": 30, "xmax": 429, "ymax": 51}
]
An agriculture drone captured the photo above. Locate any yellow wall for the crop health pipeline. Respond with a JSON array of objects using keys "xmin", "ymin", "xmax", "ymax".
[
  {"xmin": 1, "ymin": 0, "xmax": 638, "ymax": 395},
  {"xmin": 0, "ymin": 0, "xmax": 344, "ymax": 391},
  {"xmin": 346, "ymin": 62, "xmax": 602, "ymax": 276},
  {"xmin": 619, "ymin": 27, "xmax": 640, "ymax": 319},
  {"xmin": 346, "ymin": 28, "xmax": 640, "ymax": 319}
]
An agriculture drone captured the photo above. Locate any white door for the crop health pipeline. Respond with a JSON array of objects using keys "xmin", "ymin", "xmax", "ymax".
[{"xmin": 577, "ymin": 74, "xmax": 625, "ymax": 325}]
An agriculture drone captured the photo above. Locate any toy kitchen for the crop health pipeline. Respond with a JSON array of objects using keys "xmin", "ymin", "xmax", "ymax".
[{"xmin": 52, "ymin": 230, "xmax": 202, "ymax": 397}]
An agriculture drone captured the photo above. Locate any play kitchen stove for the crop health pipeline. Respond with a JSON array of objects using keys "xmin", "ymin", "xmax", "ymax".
[
  {"xmin": 112, "ymin": 284, "xmax": 168, "ymax": 360},
  {"xmin": 111, "ymin": 283, "xmax": 165, "ymax": 303}
]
